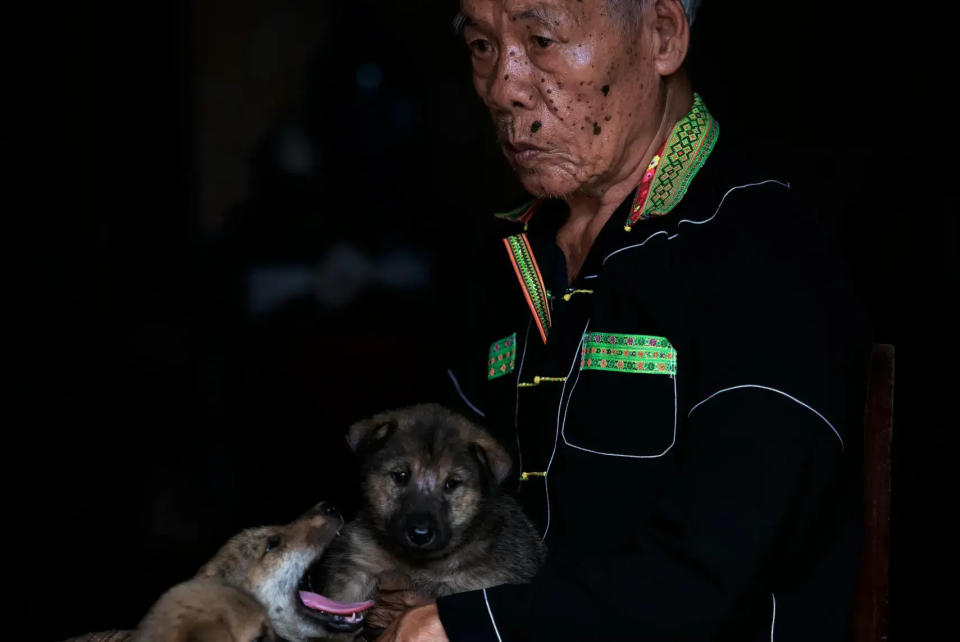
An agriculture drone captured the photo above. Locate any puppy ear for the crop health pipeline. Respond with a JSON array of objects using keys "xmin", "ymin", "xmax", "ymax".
[
  {"xmin": 469, "ymin": 436, "xmax": 512, "ymax": 487},
  {"xmin": 345, "ymin": 418, "xmax": 397, "ymax": 455}
]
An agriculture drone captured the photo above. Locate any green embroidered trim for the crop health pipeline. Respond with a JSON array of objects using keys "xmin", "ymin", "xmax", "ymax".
[
  {"xmin": 520, "ymin": 471, "xmax": 546, "ymax": 481},
  {"xmin": 627, "ymin": 93, "xmax": 719, "ymax": 227},
  {"xmin": 580, "ymin": 332, "xmax": 677, "ymax": 375},
  {"xmin": 487, "ymin": 333, "xmax": 517, "ymax": 380},
  {"xmin": 503, "ymin": 234, "xmax": 552, "ymax": 343}
]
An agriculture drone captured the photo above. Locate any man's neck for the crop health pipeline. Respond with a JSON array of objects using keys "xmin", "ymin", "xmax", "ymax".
[{"xmin": 556, "ymin": 75, "xmax": 693, "ymax": 283}]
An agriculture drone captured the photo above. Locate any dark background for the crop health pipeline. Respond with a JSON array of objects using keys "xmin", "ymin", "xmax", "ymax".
[{"xmin": 5, "ymin": 1, "xmax": 954, "ymax": 639}]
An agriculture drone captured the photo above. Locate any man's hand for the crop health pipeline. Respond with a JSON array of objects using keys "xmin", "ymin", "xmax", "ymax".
[
  {"xmin": 375, "ymin": 602, "xmax": 448, "ymax": 642},
  {"xmin": 367, "ymin": 572, "xmax": 435, "ymax": 631}
]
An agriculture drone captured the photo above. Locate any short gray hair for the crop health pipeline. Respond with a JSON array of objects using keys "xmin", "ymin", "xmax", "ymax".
[
  {"xmin": 609, "ymin": 0, "xmax": 702, "ymax": 28},
  {"xmin": 681, "ymin": 0, "xmax": 702, "ymax": 24}
]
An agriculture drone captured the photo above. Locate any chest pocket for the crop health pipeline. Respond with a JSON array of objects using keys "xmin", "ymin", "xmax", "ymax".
[{"xmin": 562, "ymin": 331, "xmax": 678, "ymax": 458}]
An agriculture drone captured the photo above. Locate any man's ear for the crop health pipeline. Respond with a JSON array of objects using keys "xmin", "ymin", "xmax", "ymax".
[
  {"xmin": 469, "ymin": 435, "xmax": 512, "ymax": 488},
  {"xmin": 651, "ymin": 0, "xmax": 690, "ymax": 76},
  {"xmin": 345, "ymin": 418, "xmax": 397, "ymax": 455}
]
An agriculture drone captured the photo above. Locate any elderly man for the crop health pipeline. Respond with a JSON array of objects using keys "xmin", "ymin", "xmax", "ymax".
[{"xmin": 378, "ymin": 0, "xmax": 869, "ymax": 640}]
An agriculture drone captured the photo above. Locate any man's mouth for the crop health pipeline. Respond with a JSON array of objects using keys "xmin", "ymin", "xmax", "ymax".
[{"xmin": 503, "ymin": 141, "xmax": 551, "ymax": 166}]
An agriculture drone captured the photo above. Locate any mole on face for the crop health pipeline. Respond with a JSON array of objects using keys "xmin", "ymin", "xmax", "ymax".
[
  {"xmin": 531, "ymin": 121, "xmax": 542, "ymax": 133},
  {"xmin": 601, "ymin": 84, "xmax": 610, "ymax": 96},
  {"xmin": 593, "ymin": 122, "xmax": 602, "ymax": 135}
]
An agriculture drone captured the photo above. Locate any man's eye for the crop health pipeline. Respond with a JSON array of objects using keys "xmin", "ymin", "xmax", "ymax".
[
  {"xmin": 533, "ymin": 36, "xmax": 552, "ymax": 49},
  {"xmin": 469, "ymin": 39, "xmax": 491, "ymax": 54}
]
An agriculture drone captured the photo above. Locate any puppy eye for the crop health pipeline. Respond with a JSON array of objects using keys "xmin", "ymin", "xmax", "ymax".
[
  {"xmin": 444, "ymin": 479, "xmax": 461, "ymax": 492},
  {"xmin": 320, "ymin": 502, "xmax": 339, "ymax": 516},
  {"xmin": 391, "ymin": 470, "xmax": 410, "ymax": 486},
  {"xmin": 265, "ymin": 536, "xmax": 282, "ymax": 553}
]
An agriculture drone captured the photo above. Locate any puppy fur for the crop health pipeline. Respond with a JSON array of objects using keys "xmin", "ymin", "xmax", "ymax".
[
  {"xmin": 321, "ymin": 403, "xmax": 545, "ymax": 607},
  {"xmin": 131, "ymin": 578, "xmax": 273, "ymax": 642},
  {"xmin": 196, "ymin": 502, "xmax": 343, "ymax": 642}
]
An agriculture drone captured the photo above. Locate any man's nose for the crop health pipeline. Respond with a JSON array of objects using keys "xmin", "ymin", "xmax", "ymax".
[{"xmin": 487, "ymin": 45, "xmax": 535, "ymax": 113}]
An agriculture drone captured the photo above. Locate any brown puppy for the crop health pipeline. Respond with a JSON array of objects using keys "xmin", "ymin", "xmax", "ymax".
[
  {"xmin": 320, "ymin": 404, "xmax": 544, "ymax": 630},
  {"xmin": 196, "ymin": 502, "xmax": 373, "ymax": 642},
  {"xmin": 132, "ymin": 578, "xmax": 273, "ymax": 642},
  {"xmin": 72, "ymin": 503, "xmax": 368, "ymax": 642}
]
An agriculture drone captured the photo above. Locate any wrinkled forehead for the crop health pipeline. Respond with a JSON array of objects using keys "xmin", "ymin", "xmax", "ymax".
[{"xmin": 459, "ymin": 0, "xmax": 603, "ymax": 32}]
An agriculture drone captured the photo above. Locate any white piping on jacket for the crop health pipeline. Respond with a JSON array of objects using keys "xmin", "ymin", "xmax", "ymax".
[
  {"xmin": 561, "ymin": 369, "xmax": 678, "ymax": 459},
  {"xmin": 604, "ymin": 179, "xmax": 791, "ymax": 257},
  {"xmin": 770, "ymin": 593, "xmax": 777, "ymax": 642},
  {"xmin": 447, "ymin": 368, "xmax": 485, "ymax": 418},
  {"xmin": 688, "ymin": 384, "xmax": 843, "ymax": 450},
  {"xmin": 542, "ymin": 319, "xmax": 591, "ymax": 541},
  {"xmin": 513, "ymin": 320, "xmax": 532, "ymax": 479},
  {"xmin": 483, "ymin": 588, "xmax": 504, "ymax": 642}
]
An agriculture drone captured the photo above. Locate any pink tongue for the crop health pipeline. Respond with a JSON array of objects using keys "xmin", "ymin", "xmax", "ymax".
[{"xmin": 298, "ymin": 591, "xmax": 375, "ymax": 615}]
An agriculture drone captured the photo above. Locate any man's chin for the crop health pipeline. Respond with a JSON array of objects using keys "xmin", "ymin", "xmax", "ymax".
[{"xmin": 516, "ymin": 169, "xmax": 581, "ymax": 200}]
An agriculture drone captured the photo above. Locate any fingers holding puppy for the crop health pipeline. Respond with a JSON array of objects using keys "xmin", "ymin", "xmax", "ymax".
[
  {"xmin": 366, "ymin": 572, "xmax": 435, "ymax": 631},
  {"xmin": 375, "ymin": 603, "xmax": 448, "ymax": 642}
]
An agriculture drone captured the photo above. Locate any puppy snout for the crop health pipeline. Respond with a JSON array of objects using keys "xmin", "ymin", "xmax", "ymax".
[{"xmin": 404, "ymin": 514, "xmax": 437, "ymax": 547}]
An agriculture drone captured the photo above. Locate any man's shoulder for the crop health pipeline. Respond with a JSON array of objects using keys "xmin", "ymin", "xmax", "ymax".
[
  {"xmin": 679, "ymin": 138, "xmax": 870, "ymax": 429},
  {"xmin": 684, "ymin": 130, "xmax": 796, "ymax": 214}
]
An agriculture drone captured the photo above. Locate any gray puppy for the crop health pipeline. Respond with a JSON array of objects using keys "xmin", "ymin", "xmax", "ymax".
[{"xmin": 319, "ymin": 403, "xmax": 544, "ymax": 624}]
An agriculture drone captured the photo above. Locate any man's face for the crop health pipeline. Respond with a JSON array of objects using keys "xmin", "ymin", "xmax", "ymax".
[{"xmin": 460, "ymin": 0, "xmax": 660, "ymax": 197}]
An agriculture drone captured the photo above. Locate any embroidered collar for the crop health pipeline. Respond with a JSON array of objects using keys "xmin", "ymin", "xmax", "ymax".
[
  {"xmin": 624, "ymin": 92, "xmax": 718, "ymax": 231},
  {"xmin": 496, "ymin": 94, "xmax": 718, "ymax": 343},
  {"xmin": 493, "ymin": 93, "xmax": 718, "ymax": 232}
]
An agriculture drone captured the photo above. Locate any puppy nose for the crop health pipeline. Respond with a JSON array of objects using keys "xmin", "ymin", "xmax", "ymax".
[{"xmin": 405, "ymin": 515, "xmax": 436, "ymax": 547}]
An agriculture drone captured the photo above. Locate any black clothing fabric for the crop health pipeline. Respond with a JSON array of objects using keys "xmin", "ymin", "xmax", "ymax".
[{"xmin": 436, "ymin": 126, "xmax": 870, "ymax": 641}]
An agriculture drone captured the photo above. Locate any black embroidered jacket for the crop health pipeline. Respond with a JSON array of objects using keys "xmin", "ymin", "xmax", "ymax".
[{"xmin": 437, "ymin": 96, "xmax": 870, "ymax": 641}]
